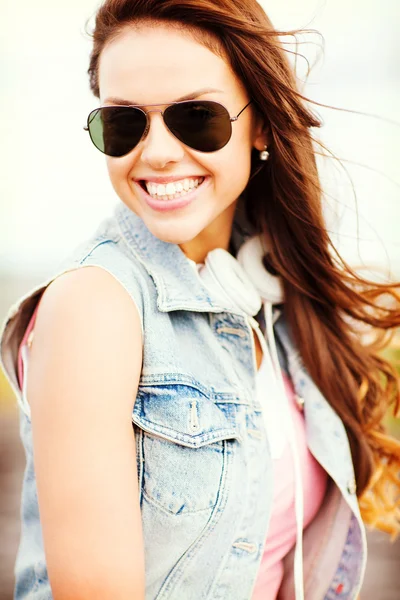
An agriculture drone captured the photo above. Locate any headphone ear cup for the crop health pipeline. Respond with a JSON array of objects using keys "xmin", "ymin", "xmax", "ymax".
[
  {"xmin": 237, "ymin": 235, "xmax": 284, "ymax": 304},
  {"xmin": 197, "ymin": 248, "xmax": 262, "ymax": 316}
]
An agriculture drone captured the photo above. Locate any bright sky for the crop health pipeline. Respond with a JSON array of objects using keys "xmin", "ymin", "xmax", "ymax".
[{"xmin": 1, "ymin": 0, "xmax": 399, "ymax": 278}]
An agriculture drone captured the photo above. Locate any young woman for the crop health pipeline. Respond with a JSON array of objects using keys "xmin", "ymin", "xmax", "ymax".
[{"xmin": 1, "ymin": 1, "xmax": 399, "ymax": 598}]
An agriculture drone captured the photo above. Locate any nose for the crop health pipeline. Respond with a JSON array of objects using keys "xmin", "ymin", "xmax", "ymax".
[{"xmin": 139, "ymin": 109, "xmax": 185, "ymax": 167}]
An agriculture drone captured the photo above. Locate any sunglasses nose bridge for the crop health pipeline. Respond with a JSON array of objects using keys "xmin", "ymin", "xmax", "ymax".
[
  {"xmin": 145, "ymin": 108, "xmax": 165, "ymax": 115},
  {"xmin": 140, "ymin": 107, "xmax": 182, "ymax": 149},
  {"xmin": 141, "ymin": 108, "xmax": 167, "ymax": 135},
  {"xmin": 134, "ymin": 107, "xmax": 164, "ymax": 143}
]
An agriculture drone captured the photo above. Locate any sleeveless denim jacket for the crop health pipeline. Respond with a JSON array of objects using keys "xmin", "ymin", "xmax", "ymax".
[{"xmin": 0, "ymin": 198, "xmax": 367, "ymax": 599}]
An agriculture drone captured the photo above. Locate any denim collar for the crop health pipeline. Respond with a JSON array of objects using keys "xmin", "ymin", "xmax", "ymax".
[{"xmin": 115, "ymin": 195, "xmax": 257, "ymax": 316}]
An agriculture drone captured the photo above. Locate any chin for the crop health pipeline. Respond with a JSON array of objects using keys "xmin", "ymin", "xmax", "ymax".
[
  {"xmin": 149, "ymin": 227, "xmax": 197, "ymax": 246},
  {"xmin": 144, "ymin": 216, "xmax": 204, "ymax": 244}
]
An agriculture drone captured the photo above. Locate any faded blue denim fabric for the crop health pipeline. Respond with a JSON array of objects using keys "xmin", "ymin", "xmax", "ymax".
[{"xmin": 0, "ymin": 197, "xmax": 367, "ymax": 599}]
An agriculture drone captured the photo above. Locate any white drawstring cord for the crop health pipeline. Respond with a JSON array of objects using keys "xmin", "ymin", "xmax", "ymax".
[{"xmin": 264, "ymin": 302, "xmax": 305, "ymax": 600}]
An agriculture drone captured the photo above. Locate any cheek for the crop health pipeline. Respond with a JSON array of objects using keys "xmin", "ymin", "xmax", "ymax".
[
  {"xmin": 106, "ymin": 157, "xmax": 133, "ymax": 189},
  {"xmin": 214, "ymin": 144, "xmax": 252, "ymax": 188}
]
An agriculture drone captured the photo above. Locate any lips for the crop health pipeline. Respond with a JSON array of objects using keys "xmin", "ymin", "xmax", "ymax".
[{"xmin": 133, "ymin": 174, "xmax": 210, "ymax": 212}]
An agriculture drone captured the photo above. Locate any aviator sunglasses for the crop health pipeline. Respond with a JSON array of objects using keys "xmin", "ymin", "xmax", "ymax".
[{"xmin": 84, "ymin": 99, "xmax": 252, "ymax": 157}]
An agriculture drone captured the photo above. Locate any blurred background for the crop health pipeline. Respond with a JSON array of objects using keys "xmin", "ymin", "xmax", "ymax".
[{"xmin": 1, "ymin": 0, "xmax": 399, "ymax": 598}]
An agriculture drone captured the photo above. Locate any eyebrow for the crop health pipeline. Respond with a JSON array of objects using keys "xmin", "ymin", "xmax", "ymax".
[{"xmin": 103, "ymin": 87, "xmax": 224, "ymax": 105}]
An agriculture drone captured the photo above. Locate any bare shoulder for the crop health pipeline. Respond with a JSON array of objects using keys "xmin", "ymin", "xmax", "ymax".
[
  {"xmin": 34, "ymin": 264, "xmax": 142, "ymax": 325},
  {"xmin": 30, "ymin": 265, "xmax": 143, "ymax": 412},
  {"xmin": 35, "ymin": 264, "xmax": 143, "ymax": 340}
]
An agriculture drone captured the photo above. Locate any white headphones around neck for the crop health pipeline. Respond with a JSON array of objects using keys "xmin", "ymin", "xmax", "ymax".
[{"xmin": 193, "ymin": 234, "xmax": 284, "ymax": 315}]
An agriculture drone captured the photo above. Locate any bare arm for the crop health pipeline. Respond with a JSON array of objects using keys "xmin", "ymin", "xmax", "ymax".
[{"xmin": 27, "ymin": 267, "xmax": 145, "ymax": 600}]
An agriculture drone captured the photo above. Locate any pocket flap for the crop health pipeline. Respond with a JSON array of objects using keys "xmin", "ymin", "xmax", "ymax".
[{"xmin": 132, "ymin": 383, "xmax": 241, "ymax": 448}]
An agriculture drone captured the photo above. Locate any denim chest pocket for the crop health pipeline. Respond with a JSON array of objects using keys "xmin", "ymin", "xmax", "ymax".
[{"xmin": 132, "ymin": 380, "xmax": 243, "ymax": 515}]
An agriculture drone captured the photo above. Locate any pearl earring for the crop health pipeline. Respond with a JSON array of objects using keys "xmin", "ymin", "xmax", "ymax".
[{"xmin": 259, "ymin": 144, "xmax": 269, "ymax": 161}]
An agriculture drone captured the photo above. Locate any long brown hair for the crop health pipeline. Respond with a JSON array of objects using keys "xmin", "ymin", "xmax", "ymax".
[{"xmin": 86, "ymin": 0, "xmax": 400, "ymax": 535}]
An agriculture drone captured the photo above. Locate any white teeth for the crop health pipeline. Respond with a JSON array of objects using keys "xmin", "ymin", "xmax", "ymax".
[
  {"xmin": 165, "ymin": 182, "xmax": 175, "ymax": 195},
  {"xmin": 145, "ymin": 177, "xmax": 205, "ymax": 200}
]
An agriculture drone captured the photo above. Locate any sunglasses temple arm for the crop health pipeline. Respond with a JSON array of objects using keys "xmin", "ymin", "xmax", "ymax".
[{"xmin": 234, "ymin": 100, "xmax": 253, "ymax": 120}]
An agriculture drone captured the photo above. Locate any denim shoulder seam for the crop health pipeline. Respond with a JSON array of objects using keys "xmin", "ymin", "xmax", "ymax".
[{"xmin": 78, "ymin": 235, "xmax": 121, "ymax": 266}]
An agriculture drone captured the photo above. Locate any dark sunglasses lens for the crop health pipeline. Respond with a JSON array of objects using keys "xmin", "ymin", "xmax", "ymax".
[
  {"xmin": 86, "ymin": 106, "xmax": 147, "ymax": 157},
  {"xmin": 164, "ymin": 101, "xmax": 232, "ymax": 152}
]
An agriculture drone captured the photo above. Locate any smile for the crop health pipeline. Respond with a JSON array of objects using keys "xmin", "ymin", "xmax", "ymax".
[{"xmin": 141, "ymin": 177, "xmax": 205, "ymax": 201}]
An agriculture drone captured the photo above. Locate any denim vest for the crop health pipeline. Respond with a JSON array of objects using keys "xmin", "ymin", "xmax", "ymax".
[{"xmin": 0, "ymin": 199, "xmax": 367, "ymax": 599}]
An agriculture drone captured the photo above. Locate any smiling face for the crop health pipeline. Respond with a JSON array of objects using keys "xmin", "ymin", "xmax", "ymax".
[{"xmin": 98, "ymin": 22, "xmax": 267, "ymax": 263}]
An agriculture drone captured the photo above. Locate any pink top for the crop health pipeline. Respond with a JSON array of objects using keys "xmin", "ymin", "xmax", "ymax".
[
  {"xmin": 17, "ymin": 306, "xmax": 327, "ymax": 600},
  {"xmin": 251, "ymin": 366, "xmax": 328, "ymax": 599}
]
